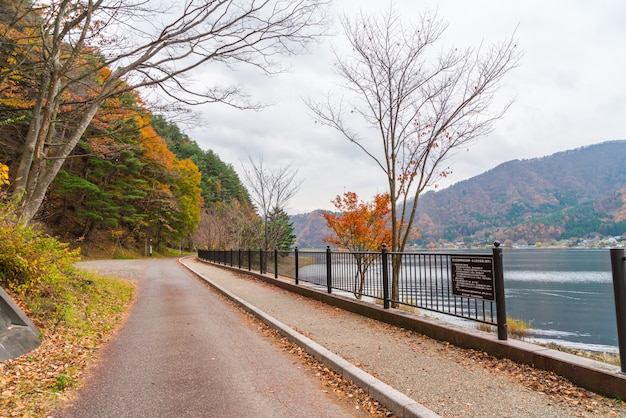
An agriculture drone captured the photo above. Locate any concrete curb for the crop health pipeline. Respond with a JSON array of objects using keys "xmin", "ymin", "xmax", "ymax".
[
  {"xmin": 181, "ymin": 258, "xmax": 440, "ymax": 418},
  {"xmin": 0, "ymin": 286, "xmax": 41, "ymax": 362}
]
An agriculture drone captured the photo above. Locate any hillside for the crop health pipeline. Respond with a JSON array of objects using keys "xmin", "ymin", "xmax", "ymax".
[
  {"xmin": 291, "ymin": 210, "xmax": 332, "ymax": 249},
  {"xmin": 293, "ymin": 140, "xmax": 626, "ymax": 247}
]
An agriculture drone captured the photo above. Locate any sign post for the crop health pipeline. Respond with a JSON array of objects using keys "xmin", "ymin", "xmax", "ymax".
[
  {"xmin": 450, "ymin": 241, "xmax": 507, "ymax": 340},
  {"xmin": 451, "ymin": 256, "xmax": 495, "ymax": 301}
]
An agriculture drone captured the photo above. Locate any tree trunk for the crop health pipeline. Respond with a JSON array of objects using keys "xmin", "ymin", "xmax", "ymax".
[
  {"xmin": 13, "ymin": 95, "xmax": 103, "ymax": 225},
  {"xmin": 390, "ymin": 249, "xmax": 401, "ymax": 307}
]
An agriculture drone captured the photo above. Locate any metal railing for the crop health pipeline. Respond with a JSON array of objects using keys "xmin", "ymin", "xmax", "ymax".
[
  {"xmin": 198, "ymin": 244, "xmax": 507, "ymax": 340},
  {"xmin": 611, "ymin": 248, "xmax": 626, "ymax": 372}
]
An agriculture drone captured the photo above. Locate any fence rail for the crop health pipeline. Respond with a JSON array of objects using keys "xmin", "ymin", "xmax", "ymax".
[
  {"xmin": 198, "ymin": 244, "xmax": 507, "ymax": 340},
  {"xmin": 611, "ymin": 248, "xmax": 626, "ymax": 372}
]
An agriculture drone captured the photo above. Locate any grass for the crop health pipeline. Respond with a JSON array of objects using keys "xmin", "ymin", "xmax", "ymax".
[
  {"xmin": 111, "ymin": 245, "xmax": 195, "ymax": 260},
  {"xmin": 476, "ymin": 316, "xmax": 531, "ymax": 339},
  {"xmin": 508, "ymin": 316, "xmax": 532, "ymax": 339},
  {"xmin": 538, "ymin": 342, "xmax": 621, "ymax": 367},
  {"xmin": 1, "ymin": 268, "xmax": 135, "ymax": 416},
  {"xmin": 477, "ymin": 317, "xmax": 621, "ymax": 367},
  {"xmin": 1, "ymin": 267, "xmax": 135, "ymax": 416}
]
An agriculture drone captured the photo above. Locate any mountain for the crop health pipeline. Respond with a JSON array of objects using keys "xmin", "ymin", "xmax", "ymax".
[
  {"xmin": 290, "ymin": 210, "xmax": 332, "ymax": 249},
  {"xmin": 293, "ymin": 140, "xmax": 626, "ymax": 247}
]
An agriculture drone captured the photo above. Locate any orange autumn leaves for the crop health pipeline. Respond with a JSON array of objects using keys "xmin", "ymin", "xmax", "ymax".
[{"xmin": 323, "ymin": 192, "xmax": 393, "ymax": 252}]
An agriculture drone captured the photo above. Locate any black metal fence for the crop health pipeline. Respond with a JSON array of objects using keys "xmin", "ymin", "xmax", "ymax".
[
  {"xmin": 198, "ymin": 244, "xmax": 507, "ymax": 340},
  {"xmin": 611, "ymin": 248, "xmax": 626, "ymax": 372}
]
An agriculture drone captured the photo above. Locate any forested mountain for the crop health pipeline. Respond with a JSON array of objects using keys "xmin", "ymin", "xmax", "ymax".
[
  {"xmin": 291, "ymin": 210, "xmax": 332, "ymax": 249},
  {"xmin": 293, "ymin": 141, "xmax": 626, "ymax": 248},
  {"xmin": 151, "ymin": 115, "xmax": 251, "ymax": 207},
  {"xmin": 150, "ymin": 116, "xmax": 261, "ymax": 251},
  {"xmin": 0, "ymin": 108, "xmax": 252, "ymax": 254},
  {"xmin": 0, "ymin": 104, "xmax": 251, "ymax": 254}
]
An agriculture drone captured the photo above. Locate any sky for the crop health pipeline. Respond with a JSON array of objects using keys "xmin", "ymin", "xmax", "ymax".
[{"xmin": 186, "ymin": 0, "xmax": 626, "ymax": 215}]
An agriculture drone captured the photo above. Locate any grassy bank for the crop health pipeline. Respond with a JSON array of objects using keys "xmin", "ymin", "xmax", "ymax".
[
  {"xmin": 0, "ymin": 221, "xmax": 135, "ymax": 416},
  {"xmin": 478, "ymin": 317, "xmax": 621, "ymax": 367}
]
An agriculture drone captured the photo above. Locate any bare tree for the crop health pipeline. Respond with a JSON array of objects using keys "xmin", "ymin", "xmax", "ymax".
[
  {"xmin": 306, "ymin": 6, "xmax": 521, "ymax": 302},
  {"xmin": 197, "ymin": 201, "xmax": 260, "ymax": 250},
  {"xmin": 242, "ymin": 155, "xmax": 301, "ymax": 251},
  {"xmin": 6, "ymin": 0, "xmax": 329, "ymax": 224}
]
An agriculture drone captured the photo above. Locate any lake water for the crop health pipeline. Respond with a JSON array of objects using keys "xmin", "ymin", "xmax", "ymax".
[{"xmin": 502, "ymin": 248, "xmax": 618, "ymax": 352}]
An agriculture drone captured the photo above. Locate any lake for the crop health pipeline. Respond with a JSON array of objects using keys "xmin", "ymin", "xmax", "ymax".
[{"xmin": 502, "ymin": 248, "xmax": 618, "ymax": 352}]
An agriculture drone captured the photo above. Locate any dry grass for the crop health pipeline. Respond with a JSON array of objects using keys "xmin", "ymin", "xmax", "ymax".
[
  {"xmin": 538, "ymin": 342, "xmax": 621, "ymax": 367},
  {"xmin": 477, "ymin": 316, "xmax": 531, "ymax": 339}
]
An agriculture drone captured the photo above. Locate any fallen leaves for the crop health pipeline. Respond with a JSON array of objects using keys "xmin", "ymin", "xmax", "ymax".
[
  {"xmin": 225, "ymin": 274, "xmax": 626, "ymax": 417},
  {"xmin": 440, "ymin": 342, "xmax": 626, "ymax": 417},
  {"xmin": 0, "ymin": 274, "xmax": 134, "ymax": 417},
  {"xmin": 222, "ymin": 292, "xmax": 393, "ymax": 417}
]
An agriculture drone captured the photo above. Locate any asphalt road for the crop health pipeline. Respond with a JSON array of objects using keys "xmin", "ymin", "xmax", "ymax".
[{"xmin": 53, "ymin": 258, "xmax": 361, "ymax": 418}]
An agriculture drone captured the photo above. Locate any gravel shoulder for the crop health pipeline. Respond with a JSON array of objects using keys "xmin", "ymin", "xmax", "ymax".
[{"xmin": 182, "ymin": 257, "xmax": 626, "ymax": 418}]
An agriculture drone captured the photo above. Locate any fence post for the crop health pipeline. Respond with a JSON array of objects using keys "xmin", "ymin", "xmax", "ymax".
[
  {"xmin": 274, "ymin": 247, "xmax": 278, "ymax": 278},
  {"xmin": 295, "ymin": 247, "xmax": 299, "ymax": 285},
  {"xmin": 248, "ymin": 249, "xmax": 251, "ymax": 271},
  {"xmin": 381, "ymin": 244, "xmax": 390, "ymax": 309},
  {"xmin": 326, "ymin": 246, "xmax": 332, "ymax": 294},
  {"xmin": 230, "ymin": 249, "xmax": 234, "ymax": 267},
  {"xmin": 610, "ymin": 248, "xmax": 626, "ymax": 372},
  {"xmin": 259, "ymin": 249, "xmax": 264, "ymax": 274},
  {"xmin": 492, "ymin": 241, "xmax": 507, "ymax": 341},
  {"xmin": 238, "ymin": 249, "xmax": 241, "ymax": 269}
]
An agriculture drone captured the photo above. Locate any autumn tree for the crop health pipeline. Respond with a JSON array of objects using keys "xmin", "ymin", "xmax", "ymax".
[
  {"xmin": 168, "ymin": 158, "xmax": 203, "ymax": 250},
  {"xmin": 152, "ymin": 114, "xmax": 252, "ymax": 207},
  {"xmin": 3, "ymin": 0, "xmax": 329, "ymax": 225},
  {"xmin": 47, "ymin": 91, "xmax": 152, "ymax": 240},
  {"xmin": 242, "ymin": 156, "xmax": 301, "ymax": 252},
  {"xmin": 47, "ymin": 106, "xmax": 204, "ymax": 251},
  {"xmin": 323, "ymin": 191, "xmax": 392, "ymax": 299},
  {"xmin": 307, "ymin": 6, "xmax": 521, "ymax": 303}
]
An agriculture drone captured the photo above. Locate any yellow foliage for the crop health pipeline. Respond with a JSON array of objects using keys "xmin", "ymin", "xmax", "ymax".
[
  {"xmin": 0, "ymin": 163, "xmax": 9, "ymax": 186},
  {"xmin": 97, "ymin": 67, "xmax": 112, "ymax": 84}
]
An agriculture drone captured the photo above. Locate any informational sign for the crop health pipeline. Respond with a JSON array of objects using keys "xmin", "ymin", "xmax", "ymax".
[{"xmin": 451, "ymin": 256, "xmax": 495, "ymax": 301}]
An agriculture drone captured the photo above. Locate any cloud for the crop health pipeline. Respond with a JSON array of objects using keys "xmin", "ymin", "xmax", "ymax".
[{"xmin": 185, "ymin": 0, "xmax": 626, "ymax": 214}]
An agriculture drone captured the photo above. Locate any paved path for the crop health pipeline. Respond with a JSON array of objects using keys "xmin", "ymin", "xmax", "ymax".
[{"xmin": 53, "ymin": 259, "xmax": 364, "ymax": 418}]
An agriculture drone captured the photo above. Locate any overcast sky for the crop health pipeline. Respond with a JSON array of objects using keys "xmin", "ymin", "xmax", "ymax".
[{"xmin": 186, "ymin": 0, "xmax": 626, "ymax": 214}]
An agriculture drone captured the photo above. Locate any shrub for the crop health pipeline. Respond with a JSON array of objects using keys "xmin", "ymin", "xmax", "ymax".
[{"xmin": 0, "ymin": 219, "xmax": 80, "ymax": 296}]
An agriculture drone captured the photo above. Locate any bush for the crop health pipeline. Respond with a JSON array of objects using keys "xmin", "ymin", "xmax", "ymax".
[
  {"xmin": 0, "ymin": 220, "xmax": 80, "ymax": 296},
  {"xmin": 0, "ymin": 195, "xmax": 82, "ymax": 325}
]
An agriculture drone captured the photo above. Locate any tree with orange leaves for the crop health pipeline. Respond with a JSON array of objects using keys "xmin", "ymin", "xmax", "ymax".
[{"xmin": 323, "ymin": 192, "xmax": 392, "ymax": 299}]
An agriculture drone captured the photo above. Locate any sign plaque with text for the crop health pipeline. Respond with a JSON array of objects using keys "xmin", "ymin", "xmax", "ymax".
[{"xmin": 451, "ymin": 256, "xmax": 495, "ymax": 301}]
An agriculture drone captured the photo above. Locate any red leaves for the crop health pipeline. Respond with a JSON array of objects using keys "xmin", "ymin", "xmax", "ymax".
[{"xmin": 323, "ymin": 191, "xmax": 392, "ymax": 251}]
